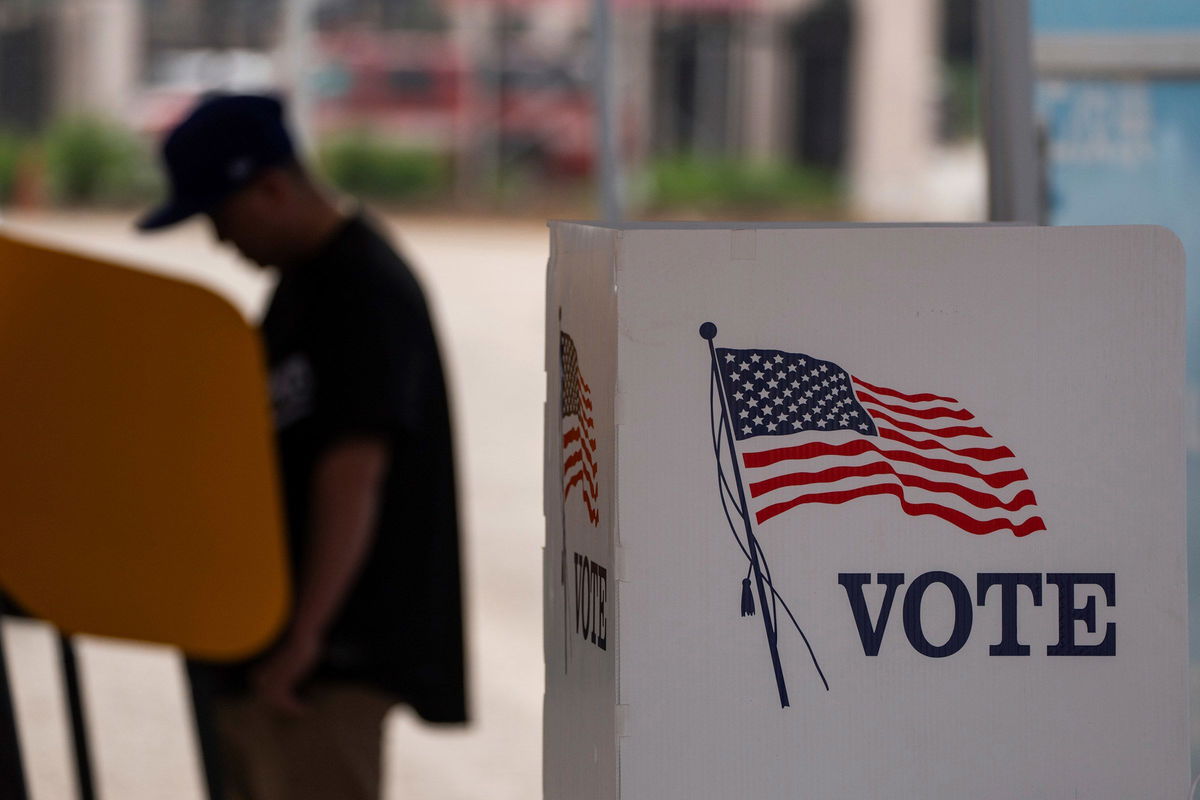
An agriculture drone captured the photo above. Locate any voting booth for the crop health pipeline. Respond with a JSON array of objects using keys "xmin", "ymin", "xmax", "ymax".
[{"xmin": 544, "ymin": 222, "xmax": 1188, "ymax": 799}]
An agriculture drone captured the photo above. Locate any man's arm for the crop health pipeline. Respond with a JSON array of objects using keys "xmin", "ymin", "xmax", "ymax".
[{"xmin": 252, "ymin": 436, "xmax": 391, "ymax": 713}]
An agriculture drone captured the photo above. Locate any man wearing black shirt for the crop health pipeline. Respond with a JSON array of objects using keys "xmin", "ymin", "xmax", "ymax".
[{"xmin": 138, "ymin": 95, "xmax": 467, "ymax": 800}]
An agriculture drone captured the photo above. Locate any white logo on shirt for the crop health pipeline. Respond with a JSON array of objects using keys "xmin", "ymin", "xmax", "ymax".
[
  {"xmin": 228, "ymin": 156, "xmax": 254, "ymax": 181},
  {"xmin": 270, "ymin": 353, "xmax": 315, "ymax": 429}
]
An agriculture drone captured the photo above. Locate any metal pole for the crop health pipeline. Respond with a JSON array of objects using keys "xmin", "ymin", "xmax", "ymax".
[
  {"xmin": 591, "ymin": 0, "xmax": 623, "ymax": 222},
  {"xmin": 977, "ymin": 0, "xmax": 1040, "ymax": 223},
  {"xmin": 559, "ymin": 314, "xmax": 570, "ymax": 674},
  {"xmin": 280, "ymin": 0, "xmax": 317, "ymax": 155},
  {"xmin": 496, "ymin": 6, "xmax": 508, "ymax": 201}
]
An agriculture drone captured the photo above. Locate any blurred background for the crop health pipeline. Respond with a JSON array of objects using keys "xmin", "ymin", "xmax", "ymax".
[
  {"xmin": 0, "ymin": 0, "xmax": 987, "ymax": 221},
  {"xmin": 1, "ymin": 0, "xmax": 1198, "ymax": 798}
]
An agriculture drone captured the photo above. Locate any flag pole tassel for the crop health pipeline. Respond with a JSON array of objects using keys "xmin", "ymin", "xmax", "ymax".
[{"xmin": 741, "ymin": 577, "xmax": 756, "ymax": 617}]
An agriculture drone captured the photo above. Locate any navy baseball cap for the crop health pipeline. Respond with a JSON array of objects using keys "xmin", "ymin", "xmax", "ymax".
[{"xmin": 137, "ymin": 94, "xmax": 296, "ymax": 231}]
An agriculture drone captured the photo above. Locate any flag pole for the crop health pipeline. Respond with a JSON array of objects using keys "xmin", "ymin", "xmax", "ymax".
[
  {"xmin": 700, "ymin": 322, "xmax": 789, "ymax": 708},
  {"xmin": 559, "ymin": 311, "xmax": 569, "ymax": 673}
]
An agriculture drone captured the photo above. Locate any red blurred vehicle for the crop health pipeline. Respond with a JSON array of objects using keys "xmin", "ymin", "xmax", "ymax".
[
  {"xmin": 312, "ymin": 30, "xmax": 467, "ymax": 151},
  {"xmin": 134, "ymin": 31, "xmax": 597, "ymax": 179},
  {"xmin": 315, "ymin": 30, "xmax": 595, "ymax": 177},
  {"xmin": 486, "ymin": 57, "xmax": 595, "ymax": 177}
]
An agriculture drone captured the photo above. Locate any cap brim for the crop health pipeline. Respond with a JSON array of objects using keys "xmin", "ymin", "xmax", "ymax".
[{"xmin": 135, "ymin": 196, "xmax": 210, "ymax": 231}]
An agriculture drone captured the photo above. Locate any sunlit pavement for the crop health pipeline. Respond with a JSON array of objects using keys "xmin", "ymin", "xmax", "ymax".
[{"xmin": 1, "ymin": 210, "xmax": 551, "ymax": 800}]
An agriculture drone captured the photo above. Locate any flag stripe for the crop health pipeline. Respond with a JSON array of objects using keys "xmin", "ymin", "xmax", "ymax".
[
  {"xmin": 876, "ymin": 426, "xmax": 1015, "ymax": 461},
  {"xmin": 750, "ymin": 472, "xmax": 1039, "ymax": 521},
  {"xmin": 865, "ymin": 407, "xmax": 990, "ymax": 438},
  {"xmin": 755, "ymin": 482, "xmax": 1047, "ymax": 535},
  {"xmin": 747, "ymin": 460, "xmax": 1039, "ymax": 512},
  {"xmin": 851, "ymin": 377, "xmax": 956, "ymax": 405},
  {"xmin": 562, "ymin": 447, "xmax": 591, "ymax": 478},
  {"xmin": 564, "ymin": 467, "xmax": 599, "ymax": 523},
  {"xmin": 563, "ymin": 459, "xmax": 596, "ymax": 496},
  {"xmin": 853, "ymin": 390, "xmax": 975, "ymax": 421},
  {"xmin": 742, "ymin": 439, "xmax": 1029, "ymax": 489},
  {"xmin": 564, "ymin": 425, "xmax": 598, "ymax": 483},
  {"xmin": 745, "ymin": 448, "xmax": 1029, "ymax": 502},
  {"xmin": 563, "ymin": 433, "xmax": 599, "ymax": 524},
  {"xmin": 564, "ymin": 419, "xmax": 597, "ymax": 450}
]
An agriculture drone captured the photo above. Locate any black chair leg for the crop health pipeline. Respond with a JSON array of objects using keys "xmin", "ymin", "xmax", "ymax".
[
  {"xmin": 185, "ymin": 660, "xmax": 226, "ymax": 800},
  {"xmin": 0, "ymin": 608, "xmax": 30, "ymax": 800},
  {"xmin": 3, "ymin": 603, "xmax": 226, "ymax": 800},
  {"xmin": 58, "ymin": 635, "xmax": 97, "ymax": 800}
]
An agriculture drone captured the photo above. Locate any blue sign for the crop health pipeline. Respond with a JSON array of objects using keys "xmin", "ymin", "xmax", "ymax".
[
  {"xmin": 1038, "ymin": 80, "xmax": 1200, "ymax": 380},
  {"xmin": 1034, "ymin": 0, "xmax": 1200, "ymax": 33}
]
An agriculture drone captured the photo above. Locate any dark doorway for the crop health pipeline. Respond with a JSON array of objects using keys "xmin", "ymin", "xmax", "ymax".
[
  {"xmin": 790, "ymin": 0, "xmax": 852, "ymax": 169},
  {"xmin": 0, "ymin": 17, "xmax": 51, "ymax": 133},
  {"xmin": 653, "ymin": 14, "xmax": 732, "ymax": 155}
]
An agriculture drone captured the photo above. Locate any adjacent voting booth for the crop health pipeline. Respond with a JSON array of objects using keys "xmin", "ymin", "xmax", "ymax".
[
  {"xmin": 0, "ymin": 228, "xmax": 288, "ymax": 800},
  {"xmin": 544, "ymin": 222, "xmax": 1188, "ymax": 799},
  {"xmin": 0, "ymin": 230, "xmax": 287, "ymax": 657}
]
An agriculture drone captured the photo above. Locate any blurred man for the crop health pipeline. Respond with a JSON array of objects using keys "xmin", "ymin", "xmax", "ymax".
[{"xmin": 138, "ymin": 94, "xmax": 468, "ymax": 800}]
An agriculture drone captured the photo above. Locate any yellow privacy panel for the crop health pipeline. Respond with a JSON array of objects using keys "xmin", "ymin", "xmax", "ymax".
[{"xmin": 0, "ymin": 230, "xmax": 288, "ymax": 660}]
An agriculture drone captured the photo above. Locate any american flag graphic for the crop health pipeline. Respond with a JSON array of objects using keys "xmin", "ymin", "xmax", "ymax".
[
  {"xmin": 561, "ymin": 332, "xmax": 599, "ymax": 525},
  {"xmin": 715, "ymin": 347, "xmax": 1045, "ymax": 536}
]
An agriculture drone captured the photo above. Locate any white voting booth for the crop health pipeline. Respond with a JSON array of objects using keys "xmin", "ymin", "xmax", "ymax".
[{"xmin": 543, "ymin": 222, "xmax": 1188, "ymax": 799}]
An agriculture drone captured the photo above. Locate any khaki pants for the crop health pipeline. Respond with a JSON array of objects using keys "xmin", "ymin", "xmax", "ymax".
[{"xmin": 214, "ymin": 682, "xmax": 394, "ymax": 800}]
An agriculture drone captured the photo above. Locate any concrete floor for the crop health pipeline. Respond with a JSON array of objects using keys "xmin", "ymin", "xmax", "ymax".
[{"xmin": 1, "ymin": 210, "xmax": 551, "ymax": 800}]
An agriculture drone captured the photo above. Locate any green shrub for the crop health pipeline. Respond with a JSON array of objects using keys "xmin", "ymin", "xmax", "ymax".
[
  {"xmin": 942, "ymin": 61, "xmax": 980, "ymax": 141},
  {"xmin": 318, "ymin": 135, "xmax": 448, "ymax": 203},
  {"xmin": 644, "ymin": 155, "xmax": 841, "ymax": 215},
  {"xmin": 42, "ymin": 117, "xmax": 161, "ymax": 207},
  {"xmin": 0, "ymin": 133, "xmax": 27, "ymax": 205}
]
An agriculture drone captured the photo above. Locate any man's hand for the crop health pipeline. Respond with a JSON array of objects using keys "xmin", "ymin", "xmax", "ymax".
[
  {"xmin": 252, "ymin": 436, "xmax": 390, "ymax": 715},
  {"xmin": 251, "ymin": 629, "xmax": 321, "ymax": 715}
]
